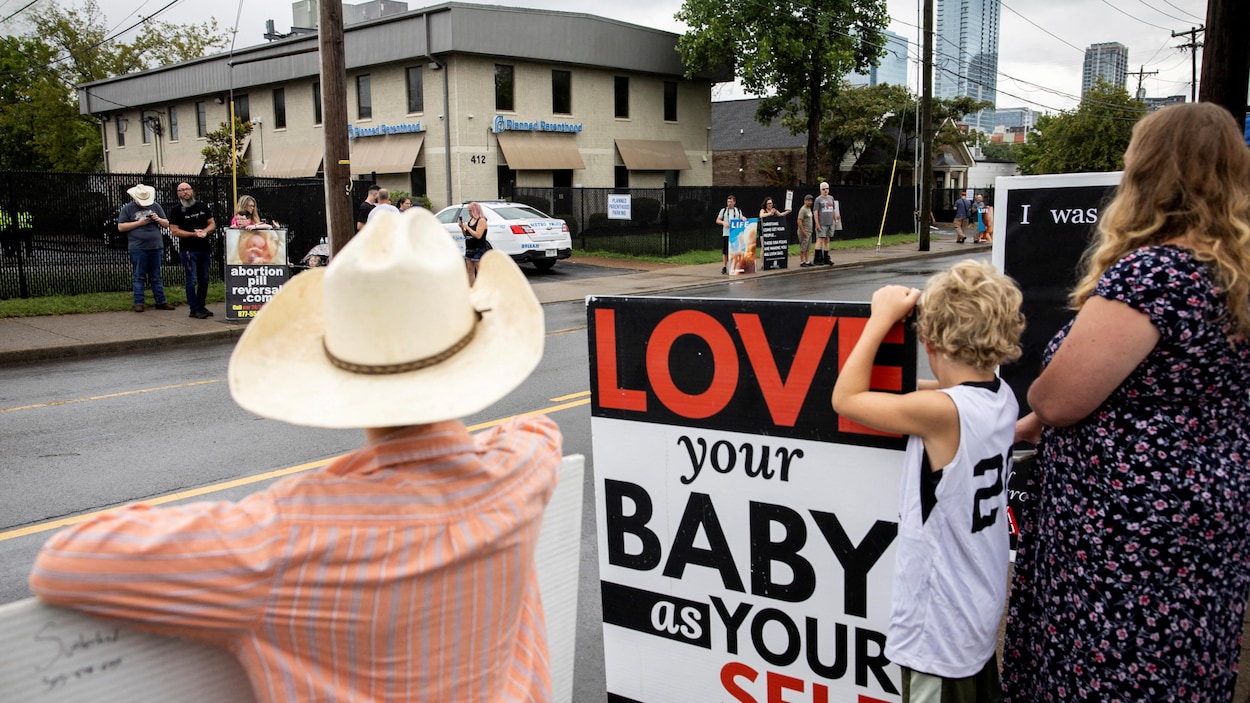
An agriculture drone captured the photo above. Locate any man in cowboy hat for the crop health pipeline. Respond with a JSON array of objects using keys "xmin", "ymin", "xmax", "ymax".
[
  {"xmin": 118, "ymin": 183, "xmax": 176, "ymax": 312},
  {"xmin": 30, "ymin": 210, "xmax": 562, "ymax": 702}
]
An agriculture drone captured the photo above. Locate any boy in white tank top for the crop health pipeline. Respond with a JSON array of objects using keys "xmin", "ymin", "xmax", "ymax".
[{"xmin": 832, "ymin": 259, "xmax": 1025, "ymax": 703}]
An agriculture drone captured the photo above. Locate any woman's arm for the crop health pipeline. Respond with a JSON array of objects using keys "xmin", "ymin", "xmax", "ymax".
[{"xmin": 1028, "ymin": 295, "xmax": 1159, "ymax": 427}]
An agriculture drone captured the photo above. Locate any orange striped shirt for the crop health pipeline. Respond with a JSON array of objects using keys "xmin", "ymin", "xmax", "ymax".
[{"xmin": 30, "ymin": 416, "xmax": 562, "ymax": 703}]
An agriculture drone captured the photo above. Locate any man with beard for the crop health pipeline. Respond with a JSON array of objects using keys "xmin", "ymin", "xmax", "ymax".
[{"xmin": 168, "ymin": 182, "xmax": 217, "ymax": 319}]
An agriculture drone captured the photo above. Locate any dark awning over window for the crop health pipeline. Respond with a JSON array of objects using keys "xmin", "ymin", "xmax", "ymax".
[
  {"xmin": 615, "ymin": 139, "xmax": 692, "ymax": 170},
  {"xmin": 349, "ymin": 135, "xmax": 424, "ymax": 175},
  {"xmin": 496, "ymin": 132, "xmax": 585, "ymax": 170}
]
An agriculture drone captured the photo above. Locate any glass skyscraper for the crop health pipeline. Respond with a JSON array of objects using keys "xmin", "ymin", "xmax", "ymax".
[
  {"xmin": 845, "ymin": 29, "xmax": 911, "ymax": 88},
  {"xmin": 935, "ymin": 0, "xmax": 1000, "ymax": 132}
]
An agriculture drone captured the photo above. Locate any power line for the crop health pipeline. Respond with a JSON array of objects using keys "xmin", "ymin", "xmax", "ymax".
[
  {"xmin": 999, "ymin": 2, "xmax": 1084, "ymax": 54},
  {"xmin": 1131, "ymin": 0, "xmax": 1198, "ymax": 24},
  {"xmin": 1098, "ymin": 0, "xmax": 1175, "ymax": 31},
  {"xmin": 0, "ymin": 0, "xmax": 40, "ymax": 25},
  {"xmin": 1158, "ymin": 0, "xmax": 1205, "ymax": 22}
]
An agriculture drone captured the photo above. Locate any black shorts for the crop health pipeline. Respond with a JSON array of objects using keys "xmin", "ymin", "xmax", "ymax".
[{"xmin": 722, "ymin": 236, "xmax": 729, "ymax": 255}]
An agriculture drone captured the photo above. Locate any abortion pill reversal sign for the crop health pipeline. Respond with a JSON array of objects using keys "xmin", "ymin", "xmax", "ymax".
[{"xmin": 588, "ymin": 296, "xmax": 916, "ymax": 703}]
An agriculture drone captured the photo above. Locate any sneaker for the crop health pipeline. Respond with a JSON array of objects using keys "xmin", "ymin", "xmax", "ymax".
[
  {"xmin": 132, "ymin": 304, "xmax": 144, "ymax": 313},
  {"xmin": 202, "ymin": 309, "xmax": 214, "ymax": 317},
  {"xmin": 824, "ymin": 257, "xmax": 834, "ymax": 265},
  {"xmin": 189, "ymin": 309, "xmax": 208, "ymax": 319},
  {"xmin": 154, "ymin": 302, "xmax": 177, "ymax": 310},
  {"xmin": 800, "ymin": 262, "xmax": 812, "ymax": 267},
  {"xmin": 721, "ymin": 267, "xmax": 727, "ymax": 275}
]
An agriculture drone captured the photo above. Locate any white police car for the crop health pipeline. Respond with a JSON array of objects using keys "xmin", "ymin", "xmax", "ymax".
[{"xmin": 434, "ymin": 201, "xmax": 572, "ymax": 271}]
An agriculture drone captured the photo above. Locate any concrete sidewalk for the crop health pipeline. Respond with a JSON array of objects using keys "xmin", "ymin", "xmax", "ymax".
[{"xmin": 0, "ymin": 230, "xmax": 979, "ymax": 365}]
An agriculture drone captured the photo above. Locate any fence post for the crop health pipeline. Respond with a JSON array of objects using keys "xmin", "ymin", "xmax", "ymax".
[{"xmin": 5, "ymin": 172, "xmax": 30, "ymax": 298}]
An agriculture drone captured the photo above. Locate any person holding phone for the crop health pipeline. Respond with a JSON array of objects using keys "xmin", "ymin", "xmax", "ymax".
[
  {"xmin": 459, "ymin": 202, "xmax": 490, "ymax": 285},
  {"xmin": 118, "ymin": 183, "xmax": 175, "ymax": 313}
]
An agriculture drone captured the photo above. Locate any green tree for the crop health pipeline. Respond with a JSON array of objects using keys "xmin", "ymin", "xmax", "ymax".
[
  {"xmin": 1016, "ymin": 80, "xmax": 1145, "ymax": 175},
  {"xmin": 202, "ymin": 118, "xmax": 254, "ymax": 176},
  {"xmin": 677, "ymin": 0, "xmax": 889, "ymax": 185},
  {"xmin": 977, "ymin": 134, "xmax": 1022, "ymax": 163},
  {"xmin": 0, "ymin": 0, "xmax": 226, "ymax": 171},
  {"xmin": 809, "ymin": 84, "xmax": 989, "ymax": 184}
]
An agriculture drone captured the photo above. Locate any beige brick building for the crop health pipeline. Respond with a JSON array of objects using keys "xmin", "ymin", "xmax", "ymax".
[{"xmin": 80, "ymin": 3, "xmax": 727, "ymax": 210}]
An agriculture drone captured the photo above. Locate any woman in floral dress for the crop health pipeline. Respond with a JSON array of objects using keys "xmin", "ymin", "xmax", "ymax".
[{"xmin": 1003, "ymin": 103, "xmax": 1250, "ymax": 701}]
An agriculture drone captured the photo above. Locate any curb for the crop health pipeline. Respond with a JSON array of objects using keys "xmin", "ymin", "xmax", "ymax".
[{"xmin": 0, "ymin": 326, "xmax": 246, "ymax": 366}]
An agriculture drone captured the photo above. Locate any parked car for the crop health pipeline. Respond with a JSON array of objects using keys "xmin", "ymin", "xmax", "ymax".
[{"xmin": 433, "ymin": 201, "xmax": 572, "ymax": 271}]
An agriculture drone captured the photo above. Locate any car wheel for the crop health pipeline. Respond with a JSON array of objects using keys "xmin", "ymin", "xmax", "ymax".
[{"xmin": 532, "ymin": 259, "xmax": 557, "ymax": 272}]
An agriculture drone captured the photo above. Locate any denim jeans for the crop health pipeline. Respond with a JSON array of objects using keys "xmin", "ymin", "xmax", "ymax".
[
  {"xmin": 181, "ymin": 249, "xmax": 210, "ymax": 312},
  {"xmin": 129, "ymin": 248, "xmax": 166, "ymax": 305}
]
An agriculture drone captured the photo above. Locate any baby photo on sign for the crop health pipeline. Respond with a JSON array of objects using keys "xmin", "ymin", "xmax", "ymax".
[{"xmin": 228, "ymin": 229, "xmax": 286, "ymax": 265}]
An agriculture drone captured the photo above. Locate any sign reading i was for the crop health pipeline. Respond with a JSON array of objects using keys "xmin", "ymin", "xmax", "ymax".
[
  {"xmin": 588, "ymin": 296, "xmax": 917, "ymax": 703},
  {"xmin": 992, "ymin": 172, "xmax": 1121, "ymax": 555}
]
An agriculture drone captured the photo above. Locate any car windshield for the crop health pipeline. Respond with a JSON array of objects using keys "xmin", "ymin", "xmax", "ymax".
[
  {"xmin": 434, "ymin": 208, "xmax": 464, "ymax": 224},
  {"xmin": 490, "ymin": 205, "xmax": 550, "ymax": 220}
]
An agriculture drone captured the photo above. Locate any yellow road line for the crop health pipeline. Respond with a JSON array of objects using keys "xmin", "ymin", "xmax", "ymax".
[
  {"xmin": 0, "ymin": 396, "xmax": 592, "ymax": 543},
  {"xmin": 0, "ymin": 379, "xmax": 223, "ymax": 414},
  {"xmin": 549, "ymin": 390, "xmax": 591, "ymax": 402}
]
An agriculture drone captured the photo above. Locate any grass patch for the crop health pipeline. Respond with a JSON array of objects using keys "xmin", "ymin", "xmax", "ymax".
[
  {"xmin": 0, "ymin": 281, "xmax": 226, "ymax": 318},
  {"xmin": 573, "ymin": 232, "xmax": 920, "ymax": 265}
]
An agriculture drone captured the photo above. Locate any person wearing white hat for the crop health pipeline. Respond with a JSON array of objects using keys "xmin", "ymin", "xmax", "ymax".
[
  {"xmin": 30, "ymin": 209, "xmax": 563, "ymax": 702},
  {"xmin": 119, "ymin": 183, "xmax": 176, "ymax": 312}
]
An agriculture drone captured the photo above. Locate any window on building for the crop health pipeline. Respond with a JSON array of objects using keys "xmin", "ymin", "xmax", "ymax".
[
  {"xmin": 406, "ymin": 66, "xmax": 423, "ymax": 114},
  {"xmin": 664, "ymin": 169, "xmax": 680, "ymax": 188},
  {"xmin": 552, "ymin": 70, "xmax": 571, "ymax": 115},
  {"xmin": 234, "ymin": 94, "xmax": 250, "ymax": 123},
  {"xmin": 410, "ymin": 167, "xmax": 427, "ymax": 201},
  {"xmin": 497, "ymin": 165, "xmax": 516, "ymax": 200},
  {"xmin": 615, "ymin": 165, "xmax": 629, "ymax": 188},
  {"xmin": 357, "ymin": 75, "xmax": 372, "ymax": 120},
  {"xmin": 168, "ymin": 107, "xmax": 179, "ymax": 141},
  {"xmin": 313, "ymin": 82, "xmax": 322, "ymax": 125},
  {"xmin": 614, "ymin": 76, "xmax": 629, "ymax": 118},
  {"xmin": 273, "ymin": 88, "xmax": 286, "ymax": 129},
  {"xmin": 195, "ymin": 102, "xmax": 206, "ymax": 138},
  {"xmin": 116, "ymin": 115, "xmax": 125, "ymax": 147},
  {"xmin": 141, "ymin": 114, "xmax": 152, "ymax": 144},
  {"xmin": 495, "ymin": 64, "xmax": 514, "ymax": 111},
  {"xmin": 553, "ymin": 170, "xmax": 573, "ymax": 188},
  {"xmin": 663, "ymin": 81, "xmax": 677, "ymax": 122}
]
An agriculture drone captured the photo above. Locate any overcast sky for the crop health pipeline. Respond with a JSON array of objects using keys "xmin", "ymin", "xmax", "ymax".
[{"xmin": 9, "ymin": 0, "xmax": 1211, "ymax": 113}]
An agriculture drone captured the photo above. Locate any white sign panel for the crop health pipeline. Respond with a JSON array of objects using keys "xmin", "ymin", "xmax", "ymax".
[
  {"xmin": 588, "ymin": 297, "xmax": 915, "ymax": 703},
  {"xmin": 608, "ymin": 194, "xmax": 632, "ymax": 221}
]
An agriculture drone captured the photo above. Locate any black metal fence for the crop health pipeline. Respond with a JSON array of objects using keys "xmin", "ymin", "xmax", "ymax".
[
  {"xmin": 0, "ymin": 171, "xmax": 370, "ymax": 299},
  {"xmin": 513, "ymin": 184, "xmax": 919, "ymax": 257}
]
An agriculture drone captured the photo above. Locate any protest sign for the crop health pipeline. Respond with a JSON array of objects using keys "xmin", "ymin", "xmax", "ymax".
[
  {"xmin": 728, "ymin": 219, "xmax": 757, "ymax": 275},
  {"xmin": 589, "ymin": 296, "xmax": 916, "ymax": 703},
  {"xmin": 224, "ymin": 228, "xmax": 289, "ymax": 321},
  {"xmin": 759, "ymin": 215, "xmax": 789, "ymax": 271}
]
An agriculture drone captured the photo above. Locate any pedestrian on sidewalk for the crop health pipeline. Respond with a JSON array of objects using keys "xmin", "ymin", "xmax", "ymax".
[
  {"xmin": 716, "ymin": 194, "xmax": 743, "ymax": 275},
  {"xmin": 953, "ymin": 190, "xmax": 972, "ymax": 244},
  {"xmin": 797, "ymin": 194, "xmax": 815, "ymax": 267},
  {"xmin": 30, "ymin": 209, "xmax": 563, "ymax": 703},
  {"xmin": 118, "ymin": 183, "xmax": 176, "ymax": 313},
  {"xmin": 814, "ymin": 182, "xmax": 839, "ymax": 265},
  {"xmin": 168, "ymin": 182, "xmax": 217, "ymax": 319}
]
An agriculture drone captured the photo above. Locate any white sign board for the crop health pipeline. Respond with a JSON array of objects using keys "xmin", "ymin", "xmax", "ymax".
[
  {"xmin": 608, "ymin": 194, "xmax": 632, "ymax": 220},
  {"xmin": 588, "ymin": 297, "xmax": 915, "ymax": 703}
]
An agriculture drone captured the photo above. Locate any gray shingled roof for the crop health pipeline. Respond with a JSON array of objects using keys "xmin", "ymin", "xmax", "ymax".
[{"xmin": 712, "ymin": 99, "xmax": 807, "ymax": 151}]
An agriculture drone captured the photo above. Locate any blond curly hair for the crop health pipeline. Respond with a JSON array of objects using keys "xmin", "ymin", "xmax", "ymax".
[
  {"xmin": 1071, "ymin": 102, "xmax": 1250, "ymax": 337},
  {"xmin": 917, "ymin": 259, "xmax": 1025, "ymax": 371}
]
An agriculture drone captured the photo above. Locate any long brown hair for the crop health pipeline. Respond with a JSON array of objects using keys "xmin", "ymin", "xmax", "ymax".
[{"xmin": 1072, "ymin": 103, "xmax": 1250, "ymax": 337}]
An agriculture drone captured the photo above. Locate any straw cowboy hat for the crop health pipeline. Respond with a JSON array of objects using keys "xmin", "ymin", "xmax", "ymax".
[
  {"xmin": 228, "ymin": 208, "xmax": 544, "ymax": 429},
  {"xmin": 127, "ymin": 183, "xmax": 156, "ymax": 207}
]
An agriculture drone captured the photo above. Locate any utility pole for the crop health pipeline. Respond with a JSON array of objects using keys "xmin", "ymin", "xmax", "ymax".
[
  {"xmin": 918, "ymin": 0, "xmax": 933, "ymax": 252},
  {"xmin": 1199, "ymin": 0, "xmax": 1250, "ymax": 133},
  {"xmin": 319, "ymin": 0, "xmax": 353, "ymax": 256},
  {"xmin": 1126, "ymin": 65, "xmax": 1158, "ymax": 101},
  {"xmin": 1171, "ymin": 26, "xmax": 1204, "ymax": 103}
]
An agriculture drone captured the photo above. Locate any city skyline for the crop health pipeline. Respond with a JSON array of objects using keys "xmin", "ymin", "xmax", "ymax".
[{"xmin": 934, "ymin": 0, "xmax": 1001, "ymax": 132}]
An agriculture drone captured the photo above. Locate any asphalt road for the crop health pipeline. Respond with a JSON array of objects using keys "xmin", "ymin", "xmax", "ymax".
[{"xmin": 0, "ymin": 254, "xmax": 978, "ymax": 700}]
